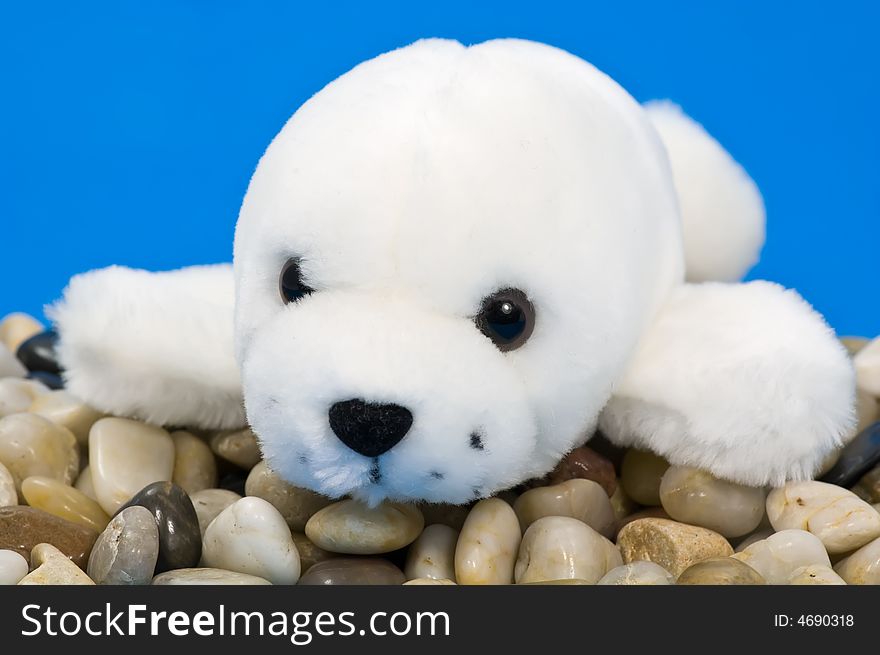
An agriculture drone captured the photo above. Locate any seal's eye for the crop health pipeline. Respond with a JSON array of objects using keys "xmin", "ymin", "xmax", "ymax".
[
  {"xmin": 475, "ymin": 288, "xmax": 535, "ymax": 351},
  {"xmin": 279, "ymin": 259, "xmax": 313, "ymax": 304}
]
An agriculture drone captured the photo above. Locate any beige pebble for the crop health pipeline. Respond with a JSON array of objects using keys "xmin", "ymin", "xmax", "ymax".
[
  {"xmin": 202, "ymin": 497, "xmax": 300, "ymax": 585},
  {"xmin": 171, "ymin": 431, "xmax": 217, "ymax": 495},
  {"xmin": 732, "ymin": 529, "xmax": 830, "ymax": 584},
  {"xmin": 18, "ymin": 543, "xmax": 94, "ymax": 585},
  {"xmin": 620, "ymin": 449, "xmax": 669, "ymax": 506},
  {"xmin": 454, "ymin": 498, "xmax": 521, "ymax": 585},
  {"xmin": 0, "ymin": 313, "xmax": 43, "ymax": 353},
  {"xmin": 616, "ymin": 518, "xmax": 733, "ymax": 577},
  {"xmin": 0, "ymin": 413, "xmax": 79, "ymax": 492},
  {"xmin": 89, "ymin": 417, "xmax": 174, "ymax": 515},
  {"xmin": 152, "ymin": 568, "xmax": 272, "ymax": 585},
  {"xmin": 852, "ymin": 465, "xmax": 880, "ymax": 504},
  {"xmin": 659, "ymin": 466, "xmax": 766, "ymax": 538},
  {"xmin": 766, "ymin": 480, "xmax": 880, "ymax": 554},
  {"xmin": 515, "ymin": 516, "xmax": 621, "ymax": 584},
  {"xmin": 75, "ymin": 466, "xmax": 97, "ymax": 501},
  {"xmin": 0, "ymin": 549, "xmax": 29, "ymax": 584},
  {"xmin": 514, "ymin": 479, "xmax": 615, "ymax": 538},
  {"xmin": 403, "ymin": 578, "xmax": 456, "ymax": 585},
  {"xmin": 404, "ymin": 524, "xmax": 458, "ymax": 581},
  {"xmin": 29, "ymin": 390, "xmax": 103, "ymax": 445},
  {"xmin": 597, "ymin": 561, "xmax": 674, "ymax": 585},
  {"xmin": 191, "ymin": 488, "xmax": 241, "ymax": 536},
  {"xmin": 734, "ymin": 528, "xmax": 775, "ymax": 552},
  {"xmin": 0, "ymin": 343, "xmax": 26, "ymax": 378},
  {"xmin": 0, "ymin": 379, "xmax": 45, "ymax": 418},
  {"xmin": 854, "ymin": 336, "xmax": 880, "ymax": 396},
  {"xmin": 210, "ymin": 428, "xmax": 262, "ymax": 469},
  {"xmin": 245, "ymin": 460, "xmax": 332, "ymax": 532},
  {"xmin": 841, "ymin": 336, "xmax": 869, "ymax": 357},
  {"xmin": 0, "ymin": 462, "xmax": 16, "ymax": 507},
  {"xmin": 21, "ymin": 476, "xmax": 110, "ymax": 531},
  {"xmin": 306, "ymin": 500, "xmax": 423, "ymax": 555},
  {"xmin": 854, "ymin": 388, "xmax": 879, "ymax": 437},
  {"xmin": 290, "ymin": 532, "xmax": 335, "ymax": 572},
  {"xmin": 834, "ymin": 536, "xmax": 880, "ymax": 584},
  {"xmin": 788, "ymin": 564, "xmax": 846, "ymax": 585},
  {"xmin": 676, "ymin": 557, "xmax": 766, "ymax": 584}
]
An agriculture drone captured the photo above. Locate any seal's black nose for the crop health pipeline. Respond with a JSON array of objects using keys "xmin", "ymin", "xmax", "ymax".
[{"xmin": 328, "ymin": 399, "xmax": 413, "ymax": 457}]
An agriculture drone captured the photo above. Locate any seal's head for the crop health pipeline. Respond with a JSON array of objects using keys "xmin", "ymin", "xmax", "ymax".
[{"xmin": 233, "ymin": 39, "xmax": 684, "ymax": 505}]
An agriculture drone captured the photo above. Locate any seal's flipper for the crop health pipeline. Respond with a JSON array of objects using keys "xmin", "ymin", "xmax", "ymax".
[
  {"xmin": 600, "ymin": 281, "xmax": 855, "ymax": 486},
  {"xmin": 47, "ymin": 263, "xmax": 245, "ymax": 429},
  {"xmin": 645, "ymin": 101, "xmax": 765, "ymax": 283}
]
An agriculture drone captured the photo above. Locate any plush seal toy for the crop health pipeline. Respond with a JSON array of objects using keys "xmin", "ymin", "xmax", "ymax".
[{"xmin": 49, "ymin": 39, "xmax": 855, "ymax": 505}]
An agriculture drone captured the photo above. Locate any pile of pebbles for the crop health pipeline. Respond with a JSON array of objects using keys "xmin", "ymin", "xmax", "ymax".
[{"xmin": 2, "ymin": 310, "xmax": 880, "ymax": 585}]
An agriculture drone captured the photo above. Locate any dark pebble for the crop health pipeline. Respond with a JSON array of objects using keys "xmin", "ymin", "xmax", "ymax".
[
  {"xmin": 820, "ymin": 421, "xmax": 880, "ymax": 488},
  {"xmin": 26, "ymin": 371, "xmax": 64, "ymax": 389},
  {"xmin": 0, "ymin": 505, "xmax": 97, "ymax": 569},
  {"xmin": 118, "ymin": 481, "xmax": 202, "ymax": 573},
  {"xmin": 16, "ymin": 330, "xmax": 61, "ymax": 374},
  {"xmin": 544, "ymin": 445, "xmax": 618, "ymax": 497}
]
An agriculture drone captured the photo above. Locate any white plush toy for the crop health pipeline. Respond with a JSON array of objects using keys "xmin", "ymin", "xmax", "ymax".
[{"xmin": 49, "ymin": 39, "xmax": 855, "ymax": 505}]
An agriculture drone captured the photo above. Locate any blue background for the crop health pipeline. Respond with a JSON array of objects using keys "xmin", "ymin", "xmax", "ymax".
[{"xmin": 2, "ymin": 1, "xmax": 878, "ymax": 336}]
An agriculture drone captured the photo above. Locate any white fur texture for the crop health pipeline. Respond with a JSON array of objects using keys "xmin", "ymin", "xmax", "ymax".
[
  {"xmin": 234, "ymin": 38, "xmax": 684, "ymax": 503},
  {"xmin": 645, "ymin": 100, "xmax": 766, "ymax": 282},
  {"xmin": 48, "ymin": 264, "xmax": 245, "ymax": 429},
  {"xmin": 48, "ymin": 39, "xmax": 855, "ymax": 503},
  {"xmin": 600, "ymin": 281, "xmax": 855, "ymax": 486}
]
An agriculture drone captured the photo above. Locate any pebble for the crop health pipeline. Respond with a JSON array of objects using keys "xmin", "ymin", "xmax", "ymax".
[
  {"xmin": 841, "ymin": 336, "xmax": 869, "ymax": 356},
  {"xmin": 0, "ymin": 412, "xmax": 79, "ymax": 491},
  {"xmin": 0, "ymin": 506, "xmax": 97, "ymax": 568},
  {"xmin": 609, "ymin": 486, "xmax": 637, "ymax": 521},
  {"xmin": 417, "ymin": 502, "xmax": 471, "ymax": 531},
  {"xmin": 732, "ymin": 529, "xmax": 830, "ymax": 584},
  {"xmin": 404, "ymin": 524, "xmax": 458, "ymax": 581},
  {"xmin": 620, "ymin": 449, "xmax": 669, "ymax": 506},
  {"xmin": 788, "ymin": 564, "xmax": 846, "ymax": 585},
  {"xmin": 734, "ymin": 528, "xmax": 775, "ymax": 552},
  {"xmin": 820, "ymin": 421, "xmax": 880, "ymax": 488},
  {"xmin": 88, "ymin": 506, "xmax": 159, "ymax": 585},
  {"xmin": 191, "ymin": 488, "xmax": 241, "ymax": 536},
  {"xmin": 855, "ymin": 388, "xmax": 879, "ymax": 436},
  {"xmin": 0, "ymin": 379, "xmax": 46, "ymax": 418},
  {"xmin": 403, "ymin": 578, "xmax": 456, "ymax": 585},
  {"xmin": 306, "ymin": 500, "xmax": 424, "ymax": 555},
  {"xmin": 29, "ymin": 390, "xmax": 103, "ymax": 445},
  {"xmin": 152, "ymin": 568, "xmax": 272, "ymax": 585},
  {"xmin": 202, "ymin": 496, "xmax": 300, "ymax": 584},
  {"xmin": 210, "ymin": 428, "xmax": 262, "ymax": 469},
  {"xmin": 0, "ymin": 313, "xmax": 43, "ymax": 353},
  {"xmin": 171, "ymin": 431, "xmax": 217, "ymax": 495},
  {"xmin": 0, "ymin": 549, "xmax": 29, "ymax": 584},
  {"xmin": 245, "ymin": 460, "xmax": 332, "ymax": 532},
  {"xmin": 120, "ymin": 481, "xmax": 202, "ymax": 572},
  {"xmin": 514, "ymin": 516, "xmax": 621, "ymax": 584},
  {"xmin": 18, "ymin": 543, "xmax": 94, "ymax": 585},
  {"xmin": 298, "ymin": 558, "xmax": 405, "ymax": 585},
  {"xmin": 75, "ymin": 465, "xmax": 97, "ymax": 501},
  {"xmin": 20, "ymin": 476, "xmax": 109, "ymax": 531},
  {"xmin": 89, "ymin": 417, "xmax": 174, "ymax": 514},
  {"xmin": 545, "ymin": 446, "xmax": 617, "ymax": 497},
  {"xmin": 853, "ymin": 464, "xmax": 880, "ymax": 503},
  {"xmin": 0, "ymin": 462, "xmax": 15, "ymax": 507},
  {"xmin": 616, "ymin": 506, "xmax": 671, "ymax": 534},
  {"xmin": 617, "ymin": 518, "xmax": 733, "ymax": 577},
  {"xmin": 766, "ymin": 480, "xmax": 880, "ymax": 553},
  {"xmin": 454, "ymin": 498, "xmax": 521, "ymax": 585},
  {"xmin": 0, "ymin": 343, "xmax": 26, "ymax": 378},
  {"xmin": 16, "ymin": 330, "xmax": 61, "ymax": 374},
  {"xmin": 514, "ymin": 479, "xmax": 615, "ymax": 538},
  {"xmin": 676, "ymin": 557, "xmax": 766, "ymax": 584},
  {"xmin": 291, "ymin": 532, "xmax": 335, "ymax": 572},
  {"xmin": 596, "ymin": 561, "xmax": 675, "ymax": 585},
  {"xmin": 659, "ymin": 466, "xmax": 766, "ymax": 538},
  {"xmin": 834, "ymin": 536, "xmax": 880, "ymax": 584},
  {"xmin": 854, "ymin": 336, "xmax": 880, "ymax": 396}
]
